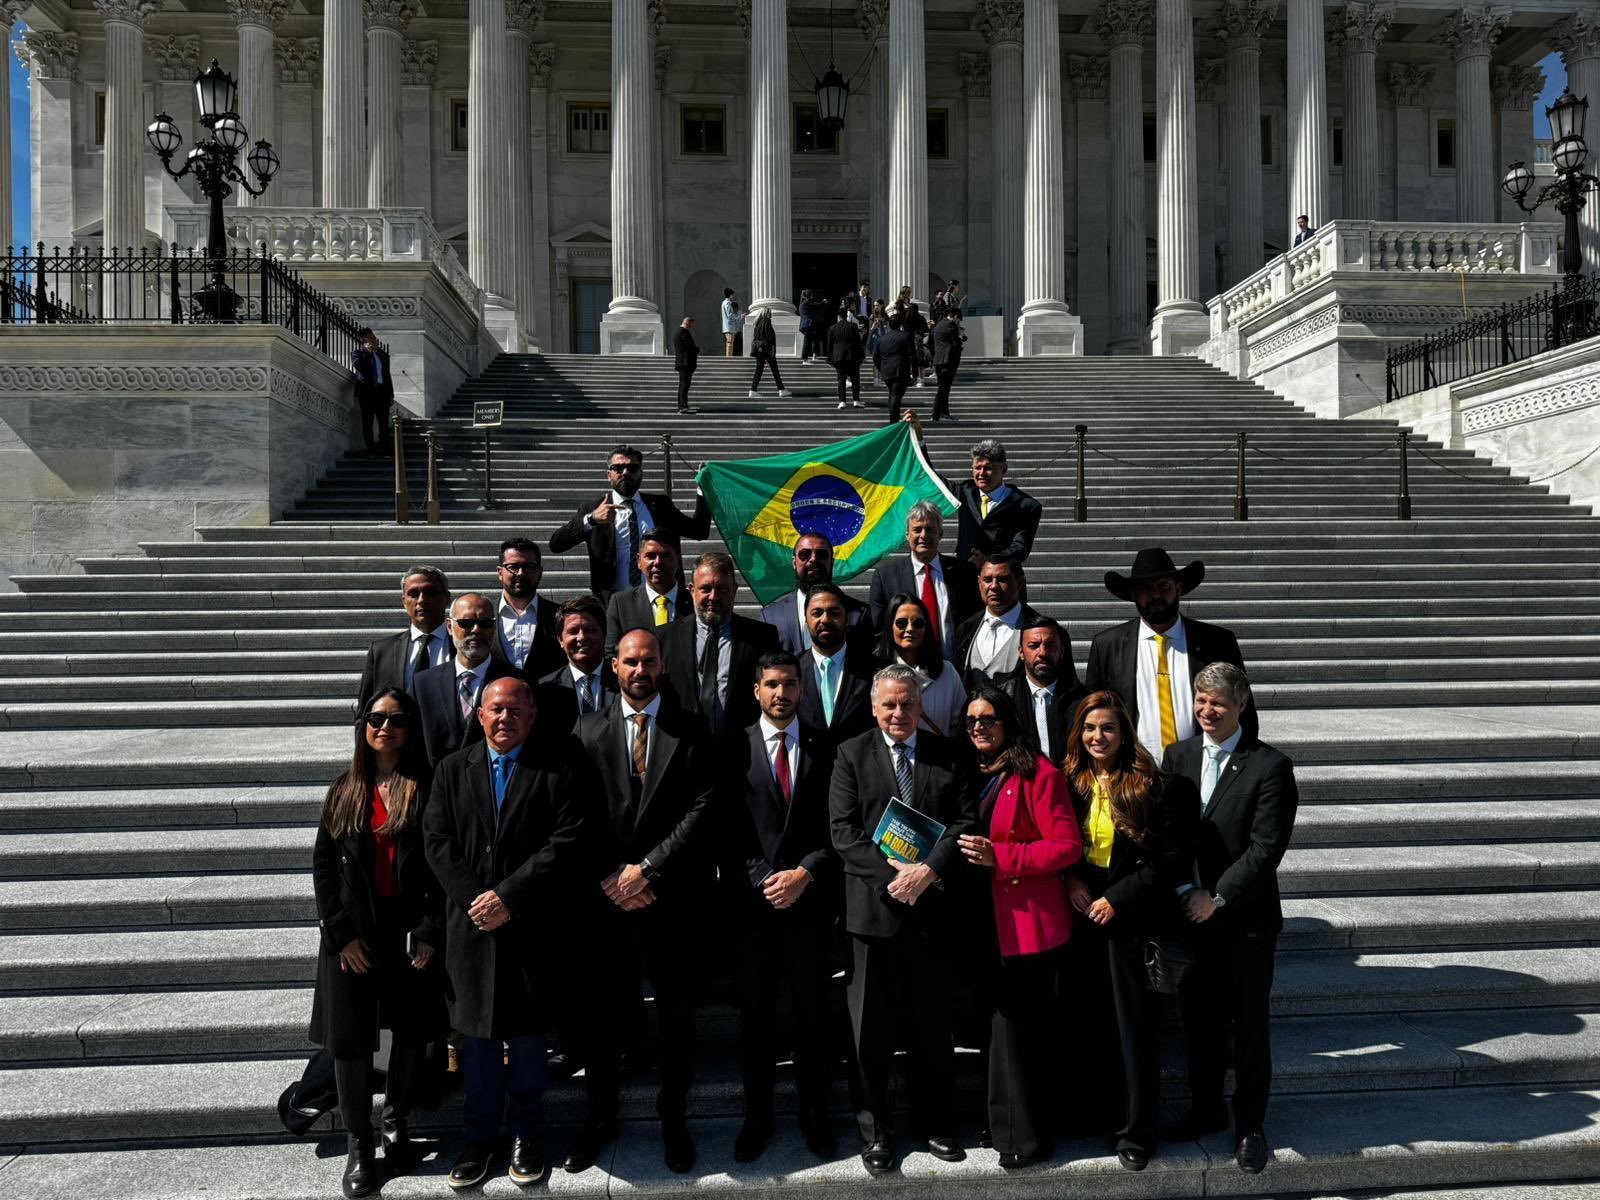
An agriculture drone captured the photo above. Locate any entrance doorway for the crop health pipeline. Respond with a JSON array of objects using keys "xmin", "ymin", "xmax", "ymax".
[
  {"xmin": 571, "ymin": 279, "xmax": 612, "ymax": 353},
  {"xmin": 792, "ymin": 252, "xmax": 858, "ymax": 314}
]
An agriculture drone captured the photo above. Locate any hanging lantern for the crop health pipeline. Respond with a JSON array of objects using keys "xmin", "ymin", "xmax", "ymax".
[{"xmin": 817, "ymin": 64, "xmax": 849, "ymax": 132}]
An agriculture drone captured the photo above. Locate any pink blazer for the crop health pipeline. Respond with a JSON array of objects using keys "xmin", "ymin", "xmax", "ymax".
[{"xmin": 986, "ymin": 757, "xmax": 1084, "ymax": 958}]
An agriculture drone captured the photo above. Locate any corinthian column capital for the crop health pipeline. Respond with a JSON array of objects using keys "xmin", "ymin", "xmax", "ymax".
[
  {"xmin": 506, "ymin": 0, "xmax": 545, "ymax": 37},
  {"xmin": 364, "ymin": 0, "xmax": 417, "ymax": 33},
  {"xmin": 529, "ymin": 42, "xmax": 555, "ymax": 87},
  {"xmin": 1213, "ymin": 0, "xmax": 1275, "ymax": 52},
  {"xmin": 856, "ymin": 0, "xmax": 887, "ymax": 41},
  {"xmin": 1328, "ymin": 2, "xmax": 1391, "ymax": 57},
  {"xmin": 1094, "ymin": 0, "xmax": 1154, "ymax": 51},
  {"xmin": 14, "ymin": 30, "xmax": 81, "ymax": 79},
  {"xmin": 1385, "ymin": 60, "xmax": 1434, "ymax": 106},
  {"xmin": 1433, "ymin": 5, "xmax": 1508, "ymax": 63},
  {"xmin": 977, "ymin": 0, "xmax": 1023, "ymax": 47},
  {"xmin": 1549, "ymin": 9, "xmax": 1600, "ymax": 63},
  {"xmin": 401, "ymin": 37, "xmax": 439, "ymax": 84},
  {"xmin": 228, "ymin": 0, "xmax": 290, "ymax": 30},
  {"xmin": 149, "ymin": 33, "xmax": 200, "ymax": 79},
  {"xmin": 1066, "ymin": 53, "xmax": 1108, "ymax": 99},
  {"xmin": 1492, "ymin": 64, "xmax": 1545, "ymax": 111},
  {"xmin": 93, "ymin": 0, "xmax": 162, "ymax": 29}
]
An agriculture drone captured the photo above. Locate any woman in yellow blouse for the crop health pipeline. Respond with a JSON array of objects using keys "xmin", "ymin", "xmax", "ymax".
[{"xmin": 1061, "ymin": 690, "xmax": 1199, "ymax": 1172}]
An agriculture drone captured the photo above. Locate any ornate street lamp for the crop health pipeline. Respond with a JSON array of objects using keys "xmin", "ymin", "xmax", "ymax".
[
  {"xmin": 146, "ymin": 59, "xmax": 279, "ymax": 320},
  {"xmin": 813, "ymin": 0, "xmax": 850, "ymax": 132}
]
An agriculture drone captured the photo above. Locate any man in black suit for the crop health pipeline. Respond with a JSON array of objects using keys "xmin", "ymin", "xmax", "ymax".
[
  {"xmin": 759, "ymin": 532, "xmax": 869, "ymax": 655},
  {"xmin": 564, "ymin": 628, "xmax": 715, "ymax": 1176},
  {"xmin": 929, "ymin": 309, "xmax": 965, "ymax": 423},
  {"xmin": 872, "ymin": 313, "xmax": 916, "ymax": 424},
  {"xmin": 1162, "ymin": 662, "xmax": 1297, "ymax": 1176},
  {"xmin": 536, "ymin": 595, "xmax": 618, "ymax": 733},
  {"xmin": 673, "ymin": 317, "xmax": 699, "ymax": 414},
  {"xmin": 829, "ymin": 663, "xmax": 977, "ymax": 1174},
  {"xmin": 603, "ymin": 528, "xmax": 691, "ymax": 656},
  {"xmin": 494, "ymin": 538, "xmax": 561, "ymax": 681},
  {"xmin": 351, "ymin": 327, "xmax": 394, "ymax": 455},
  {"xmin": 827, "ymin": 307, "xmax": 865, "ymax": 409},
  {"xmin": 421, "ymin": 676, "xmax": 586, "ymax": 1189},
  {"xmin": 1083, "ymin": 546, "xmax": 1256, "ymax": 762},
  {"xmin": 1292, "ymin": 214, "xmax": 1315, "ymax": 246},
  {"xmin": 354, "ymin": 564, "xmax": 452, "ymax": 715},
  {"xmin": 414, "ymin": 593, "xmax": 519, "ymax": 767},
  {"xmin": 953, "ymin": 554, "xmax": 1048, "ymax": 689},
  {"xmin": 992, "ymin": 613, "xmax": 1084, "ymax": 765},
  {"xmin": 795, "ymin": 583, "xmax": 876, "ymax": 746},
  {"xmin": 549, "ymin": 445, "xmax": 711, "ymax": 600},
  {"xmin": 662, "ymin": 552, "xmax": 780, "ymax": 737},
  {"xmin": 722, "ymin": 651, "xmax": 840, "ymax": 1163},
  {"xmin": 865, "ymin": 500, "xmax": 981, "ymax": 658},
  {"xmin": 955, "ymin": 439, "xmax": 1043, "ymax": 566}
]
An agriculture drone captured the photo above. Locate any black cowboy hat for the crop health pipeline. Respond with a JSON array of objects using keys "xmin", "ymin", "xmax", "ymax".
[{"xmin": 1104, "ymin": 547, "xmax": 1205, "ymax": 602}]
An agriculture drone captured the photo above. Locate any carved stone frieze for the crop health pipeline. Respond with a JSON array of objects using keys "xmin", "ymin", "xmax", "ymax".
[
  {"xmin": 274, "ymin": 36, "xmax": 321, "ymax": 84},
  {"xmin": 400, "ymin": 38, "xmax": 439, "ymax": 85},
  {"xmin": 149, "ymin": 33, "xmax": 199, "ymax": 81}
]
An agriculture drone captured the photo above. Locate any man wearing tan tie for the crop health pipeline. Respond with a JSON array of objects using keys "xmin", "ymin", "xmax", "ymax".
[
  {"xmin": 954, "ymin": 440, "xmax": 1043, "ymax": 566},
  {"xmin": 1083, "ymin": 547, "xmax": 1256, "ymax": 762}
]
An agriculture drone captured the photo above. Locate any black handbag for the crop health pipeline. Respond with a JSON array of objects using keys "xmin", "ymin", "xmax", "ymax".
[{"xmin": 1143, "ymin": 938, "xmax": 1196, "ymax": 996}]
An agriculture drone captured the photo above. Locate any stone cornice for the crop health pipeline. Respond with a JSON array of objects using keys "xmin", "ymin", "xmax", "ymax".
[
  {"xmin": 1066, "ymin": 52, "xmax": 1108, "ymax": 99},
  {"xmin": 976, "ymin": 0, "xmax": 1022, "ymax": 48},
  {"xmin": 93, "ymin": 0, "xmax": 162, "ymax": 29},
  {"xmin": 1094, "ymin": 0, "xmax": 1153, "ymax": 52},
  {"xmin": 400, "ymin": 37, "xmax": 438, "ymax": 84},
  {"xmin": 228, "ymin": 0, "xmax": 290, "ymax": 30},
  {"xmin": 1492, "ymin": 64, "xmax": 1544, "ymax": 111},
  {"xmin": 1213, "ymin": 0, "xmax": 1275, "ymax": 53},
  {"xmin": 1328, "ymin": 2, "xmax": 1391, "ymax": 58},
  {"xmin": 149, "ymin": 33, "xmax": 199, "ymax": 80},
  {"xmin": 273, "ymin": 35, "xmax": 320, "ymax": 83},
  {"xmin": 957, "ymin": 50, "xmax": 989, "ymax": 97},
  {"xmin": 14, "ymin": 30, "xmax": 80, "ymax": 80},
  {"xmin": 1433, "ymin": 5, "xmax": 1508, "ymax": 63},
  {"xmin": 1386, "ymin": 61, "xmax": 1434, "ymax": 106},
  {"xmin": 364, "ymin": 0, "xmax": 417, "ymax": 33},
  {"xmin": 505, "ymin": 0, "xmax": 545, "ymax": 37},
  {"xmin": 529, "ymin": 41, "xmax": 554, "ymax": 87}
]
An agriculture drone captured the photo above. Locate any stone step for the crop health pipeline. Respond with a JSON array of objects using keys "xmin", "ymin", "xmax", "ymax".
[{"xmin": 0, "ymin": 785, "xmax": 318, "ymax": 830}]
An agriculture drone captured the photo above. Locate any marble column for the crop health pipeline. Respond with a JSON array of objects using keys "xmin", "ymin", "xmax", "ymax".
[
  {"xmin": 959, "ymin": 52, "xmax": 992, "ymax": 313},
  {"xmin": 399, "ymin": 38, "xmax": 438, "ymax": 210},
  {"xmin": 95, "ymin": 0, "xmax": 159, "ymax": 256},
  {"xmin": 364, "ymin": 0, "xmax": 414, "ymax": 208},
  {"xmin": 1194, "ymin": 59, "xmax": 1222, "ymax": 300},
  {"xmin": 322, "ymin": 0, "xmax": 365, "ymax": 206},
  {"xmin": 1096, "ymin": 0, "xmax": 1152, "ymax": 356},
  {"xmin": 530, "ymin": 44, "xmax": 555, "ymax": 349},
  {"xmin": 979, "ymin": 0, "xmax": 1023, "ymax": 348},
  {"xmin": 1149, "ymin": 0, "xmax": 1206, "ymax": 355},
  {"xmin": 469, "ymin": 0, "xmax": 517, "ymax": 345},
  {"xmin": 1016, "ymin": 0, "xmax": 1082, "ymax": 354},
  {"xmin": 1285, "ymin": 0, "xmax": 1329, "ymax": 237},
  {"xmin": 15, "ymin": 33, "xmax": 81, "ymax": 247},
  {"xmin": 1436, "ymin": 6, "xmax": 1506, "ymax": 225},
  {"xmin": 1331, "ymin": 2, "xmax": 1390, "ymax": 221},
  {"xmin": 1494, "ymin": 66, "xmax": 1545, "ymax": 224},
  {"xmin": 1216, "ymin": 0, "xmax": 1271, "ymax": 285},
  {"xmin": 888, "ymin": 0, "xmax": 928, "ymax": 306},
  {"xmin": 1067, "ymin": 53, "xmax": 1109, "ymax": 352},
  {"xmin": 859, "ymin": 0, "xmax": 888, "ymax": 297},
  {"xmin": 229, "ymin": 0, "xmax": 287, "ymax": 208},
  {"xmin": 506, "ymin": 0, "xmax": 544, "ymax": 350},
  {"xmin": 1387, "ymin": 63, "xmax": 1434, "ymax": 223},
  {"xmin": 653, "ymin": 40, "xmax": 670, "ymax": 337},
  {"xmin": 748, "ymin": 0, "xmax": 799, "ymax": 354},
  {"xmin": 600, "ymin": 0, "xmax": 664, "ymax": 352},
  {"xmin": 1551, "ymin": 11, "xmax": 1600, "ymax": 270}
]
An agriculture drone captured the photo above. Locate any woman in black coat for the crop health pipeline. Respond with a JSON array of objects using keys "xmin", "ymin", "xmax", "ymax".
[
  {"xmin": 310, "ymin": 686, "xmax": 445, "ymax": 1198},
  {"xmin": 747, "ymin": 307, "xmax": 792, "ymax": 398},
  {"xmin": 1061, "ymin": 688, "xmax": 1199, "ymax": 1172}
]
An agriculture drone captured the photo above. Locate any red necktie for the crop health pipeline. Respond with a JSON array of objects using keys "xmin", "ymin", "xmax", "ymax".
[
  {"xmin": 773, "ymin": 732, "xmax": 792, "ymax": 804},
  {"xmin": 919, "ymin": 564, "xmax": 942, "ymax": 655}
]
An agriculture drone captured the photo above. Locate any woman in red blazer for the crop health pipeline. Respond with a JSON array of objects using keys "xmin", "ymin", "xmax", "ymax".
[{"xmin": 957, "ymin": 684, "xmax": 1082, "ymax": 1169}]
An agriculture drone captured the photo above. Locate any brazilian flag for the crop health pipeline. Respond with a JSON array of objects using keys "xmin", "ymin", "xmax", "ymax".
[{"xmin": 696, "ymin": 423, "xmax": 958, "ymax": 606}]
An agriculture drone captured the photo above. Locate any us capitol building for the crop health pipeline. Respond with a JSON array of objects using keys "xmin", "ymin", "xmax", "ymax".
[{"xmin": 3, "ymin": 0, "xmax": 1582, "ymax": 357}]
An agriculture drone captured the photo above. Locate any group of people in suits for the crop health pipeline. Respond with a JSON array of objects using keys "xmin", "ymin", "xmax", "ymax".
[{"xmin": 310, "ymin": 441, "xmax": 1298, "ymax": 1198}]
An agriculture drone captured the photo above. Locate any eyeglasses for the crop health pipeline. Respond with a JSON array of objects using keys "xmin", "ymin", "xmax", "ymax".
[
  {"xmin": 364, "ymin": 711, "xmax": 410, "ymax": 729},
  {"xmin": 964, "ymin": 714, "xmax": 1001, "ymax": 731},
  {"xmin": 499, "ymin": 561, "xmax": 537, "ymax": 572},
  {"xmin": 893, "ymin": 617, "xmax": 927, "ymax": 630},
  {"xmin": 607, "ymin": 463, "xmax": 641, "ymax": 473},
  {"xmin": 452, "ymin": 617, "xmax": 493, "ymax": 630}
]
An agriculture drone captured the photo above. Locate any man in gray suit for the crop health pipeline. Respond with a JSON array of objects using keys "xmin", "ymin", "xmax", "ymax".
[{"xmin": 759, "ymin": 533, "xmax": 868, "ymax": 654}]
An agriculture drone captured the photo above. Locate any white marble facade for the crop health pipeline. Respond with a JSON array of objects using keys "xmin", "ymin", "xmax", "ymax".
[{"xmin": 8, "ymin": 0, "xmax": 1566, "ymax": 355}]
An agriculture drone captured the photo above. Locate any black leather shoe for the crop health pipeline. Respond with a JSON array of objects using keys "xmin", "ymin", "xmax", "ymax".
[
  {"xmin": 447, "ymin": 1143, "xmax": 494, "ymax": 1190},
  {"xmin": 1235, "ymin": 1131, "xmax": 1270, "ymax": 1174},
  {"xmin": 861, "ymin": 1138, "xmax": 894, "ymax": 1175},
  {"xmin": 998, "ymin": 1152, "xmax": 1033, "ymax": 1170},
  {"xmin": 1117, "ymin": 1146, "xmax": 1150, "ymax": 1172},
  {"xmin": 663, "ymin": 1121, "xmax": 696, "ymax": 1173},
  {"xmin": 546, "ymin": 1050, "xmax": 581, "ymax": 1081},
  {"xmin": 342, "ymin": 1135, "xmax": 378, "ymax": 1199},
  {"xmin": 733, "ymin": 1119, "xmax": 771, "ymax": 1163},
  {"xmin": 508, "ymin": 1136, "xmax": 547, "ymax": 1185},
  {"xmin": 381, "ymin": 1118, "xmax": 414, "ymax": 1176},
  {"xmin": 925, "ymin": 1135, "xmax": 963, "ymax": 1162},
  {"xmin": 1166, "ymin": 1108, "xmax": 1230, "ymax": 1142},
  {"xmin": 562, "ymin": 1122, "xmax": 618, "ymax": 1173},
  {"xmin": 978, "ymin": 1128, "xmax": 993, "ymax": 1149}
]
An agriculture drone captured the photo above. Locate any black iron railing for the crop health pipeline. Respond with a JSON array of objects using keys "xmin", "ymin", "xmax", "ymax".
[
  {"xmin": 1385, "ymin": 274, "xmax": 1600, "ymax": 401},
  {"xmin": 0, "ymin": 243, "xmax": 368, "ymax": 372}
]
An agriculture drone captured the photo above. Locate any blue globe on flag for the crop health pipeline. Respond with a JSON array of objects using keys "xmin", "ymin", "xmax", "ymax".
[{"xmin": 790, "ymin": 473, "xmax": 867, "ymax": 549}]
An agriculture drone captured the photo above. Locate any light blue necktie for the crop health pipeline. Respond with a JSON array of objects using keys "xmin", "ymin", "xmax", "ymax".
[
  {"xmin": 818, "ymin": 655, "xmax": 838, "ymax": 725},
  {"xmin": 491, "ymin": 754, "xmax": 513, "ymax": 816},
  {"xmin": 1201, "ymin": 745, "xmax": 1222, "ymax": 809}
]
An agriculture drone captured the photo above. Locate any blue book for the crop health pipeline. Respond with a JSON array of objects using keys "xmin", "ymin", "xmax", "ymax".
[{"xmin": 872, "ymin": 797, "xmax": 947, "ymax": 866}]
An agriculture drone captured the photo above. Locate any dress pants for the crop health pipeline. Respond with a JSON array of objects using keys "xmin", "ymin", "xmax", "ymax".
[
  {"xmin": 724, "ymin": 332, "xmax": 736, "ymax": 356},
  {"xmin": 846, "ymin": 922, "xmax": 956, "ymax": 1145},
  {"xmin": 1179, "ymin": 929, "xmax": 1278, "ymax": 1133},
  {"xmin": 585, "ymin": 901, "xmax": 697, "ymax": 1123},
  {"xmin": 834, "ymin": 363, "xmax": 861, "ymax": 405},
  {"xmin": 735, "ymin": 897, "xmax": 835, "ymax": 1129},
  {"xmin": 355, "ymin": 389, "xmax": 391, "ymax": 451},
  {"xmin": 802, "ymin": 329, "xmax": 825, "ymax": 360},
  {"xmin": 335, "ymin": 1040, "xmax": 423, "ymax": 1137},
  {"xmin": 987, "ymin": 947, "xmax": 1062, "ymax": 1159},
  {"xmin": 750, "ymin": 351, "xmax": 786, "ymax": 392},
  {"xmin": 676, "ymin": 368, "xmax": 694, "ymax": 411},
  {"xmin": 932, "ymin": 364, "xmax": 957, "ymax": 419},
  {"xmin": 1108, "ymin": 936, "xmax": 1168, "ymax": 1152},
  {"xmin": 462, "ymin": 1034, "xmax": 548, "ymax": 1143},
  {"xmin": 1059, "ymin": 908, "xmax": 1124, "ymax": 1135},
  {"xmin": 885, "ymin": 378, "xmax": 910, "ymax": 425}
]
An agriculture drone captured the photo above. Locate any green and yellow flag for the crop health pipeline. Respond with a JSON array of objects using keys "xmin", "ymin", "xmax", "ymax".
[{"xmin": 696, "ymin": 423, "xmax": 958, "ymax": 606}]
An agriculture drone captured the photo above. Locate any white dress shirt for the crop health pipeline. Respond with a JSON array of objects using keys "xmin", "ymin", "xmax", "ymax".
[
  {"xmin": 1134, "ymin": 617, "xmax": 1195, "ymax": 760},
  {"xmin": 912, "ymin": 556, "xmax": 954, "ymax": 652},
  {"xmin": 759, "ymin": 714, "xmax": 801, "ymax": 786},
  {"xmin": 497, "ymin": 593, "xmax": 539, "ymax": 668},
  {"xmin": 593, "ymin": 489, "xmax": 657, "ymax": 595},
  {"xmin": 1027, "ymin": 677, "xmax": 1057, "ymax": 759},
  {"xmin": 880, "ymin": 729, "xmax": 919, "ymax": 760},
  {"xmin": 404, "ymin": 624, "xmax": 451, "ymax": 688},
  {"xmin": 969, "ymin": 602, "xmax": 1023, "ymax": 678}
]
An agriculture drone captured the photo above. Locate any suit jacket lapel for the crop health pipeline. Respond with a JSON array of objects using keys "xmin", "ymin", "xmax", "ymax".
[
  {"xmin": 604, "ymin": 704, "xmax": 633, "ymax": 829},
  {"xmin": 462, "ymin": 743, "xmax": 496, "ymax": 842},
  {"xmin": 638, "ymin": 712, "xmax": 680, "ymax": 819}
]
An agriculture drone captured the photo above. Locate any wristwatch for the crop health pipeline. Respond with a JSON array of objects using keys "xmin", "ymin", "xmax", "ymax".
[
  {"xmin": 1210, "ymin": 892, "xmax": 1227, "ymax": 909},
  {"xmin": 639, "ymin": 857, "xmax": 659, "ymax": 883}
]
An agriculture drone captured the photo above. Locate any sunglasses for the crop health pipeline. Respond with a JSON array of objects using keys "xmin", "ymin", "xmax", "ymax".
[
  {"xmin": 964, "ymin": 714, "xmax": 1000, "ymax": 731},
  {"xmin": 364, "ymin": 711, "xmax": 410, "ymax": 729},
  {"xmin": 607, "ymin": 463, "xmax": 642, "ymax": 473},
  {"xmin": 893, "ymin": 617, "xmax": 927, "ymax": 630},
  {"xmin": 499, "ymin": 561, "xmax": 537, "ymax": 572},
  {"xmin": 452, "ymin": 617, "xmax": 493, "ymax": 631},
  {"xmin": 795, "ymin": 549, "xmax": 829, "ymax": 560}
]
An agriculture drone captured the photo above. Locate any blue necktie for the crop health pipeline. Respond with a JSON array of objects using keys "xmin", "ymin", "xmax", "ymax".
[
  {"xmin": 892, "ymin": 743, "xmax": 913, "ymax": 802},
  {"xmin": 491, "ymin": 754, "xmax": 513, "ymax": 815}
]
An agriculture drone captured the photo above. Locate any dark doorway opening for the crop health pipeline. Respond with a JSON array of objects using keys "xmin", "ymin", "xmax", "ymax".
[{"xmin": 792, "ymin": 252, "xmax": 859, "ymax": 316}]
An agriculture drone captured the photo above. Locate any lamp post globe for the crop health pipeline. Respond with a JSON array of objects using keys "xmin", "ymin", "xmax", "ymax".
[
  {"xmin": 146, "ymin": 112, "xmax": 182, "ymax": 159},
  {"xmin": 247, "ymin": 140, "xmax": 280, "ymax": 182},
  {"xmin": 1501, "ymin": 160, "xmax": 1534, "ymax": 202},
  {"xmin": 213, "ymin": 115, "xmax": 250, "ymax": 153}
]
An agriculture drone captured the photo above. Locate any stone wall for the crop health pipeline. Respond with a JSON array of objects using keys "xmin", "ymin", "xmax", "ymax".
[{"xmin": 0, "ymin": 326, "xmax": 357, "ymax": 589}]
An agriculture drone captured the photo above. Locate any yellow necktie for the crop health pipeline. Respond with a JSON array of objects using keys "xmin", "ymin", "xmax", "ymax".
[
  {"xmin": 981, "ymin": 493, "xmax": 991, "ymax": 519},
  {"xmin": 1154, "ymin": 633, "xmax": 1177, "ymax": 754},
  {"xmin": 653, "ymin": 595, "xmax": 669, "ymax": 626}
]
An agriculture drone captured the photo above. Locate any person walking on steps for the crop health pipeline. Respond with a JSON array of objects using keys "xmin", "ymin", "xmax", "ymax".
[
  {"xmin": 828, "ymin": 308, "xmax": 865, "ymax": 409},
  {"xmin": 748, "ymin": 308, "xmax": 794, "ymax": 400}
]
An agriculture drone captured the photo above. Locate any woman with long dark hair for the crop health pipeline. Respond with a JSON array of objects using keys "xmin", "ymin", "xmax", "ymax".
[
  {"xmin": 1061, "ymin": 689, "xmax": 1199, "ymax": 1172},
  {"xmin": 309, "ymin": 687, "xmax": 445, "ymax": 1198},
  {"xmin": 872, "ymin": 594, "xmax": 967, "ymax": 737},
  {"xmin": 955, "ymin": 685, "xmax": 1082, "ymax": 1168}
]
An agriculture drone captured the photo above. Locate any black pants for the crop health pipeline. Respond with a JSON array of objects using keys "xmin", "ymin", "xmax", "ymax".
[
  {"xmin": 802, "ymin": 329, "xmax": 825, "ymax": 360},
  {"xmin": 1108, "ymin": 936, "xmax": 1168, "ymax": 1152},
  {"xmin": 584, "ymin": 903, "xmax": 697, "ymax": 1123},
  {"xmin": 846, "ymin": 924, "xmax": 955, "ymax": 1144},
  {"xmin": 987, "ymin": 947, "xmax": 1062, "ymax": 1159},
  {"xmin": 933, "ymin": 364, "xmax": 958, "ymax": 419},
  {"xmin": 335, "ymin": 1040, "xmax": 424, "ymax": 1139},
  {"xmin": 355, "ymin": 388, "xmax": 392, "ymax": 451},
  {"xmin": 735, "ymin": 898, "xmax": 835, "ymax": 1129},
  {"xmin": 834, "ymin": 363, "xmax": 861, "ymax": 405},
  {"xmin": 1060, "ymin": 909, "xmax": 1123, "ymax": 1136},
  {"xmin": 676, "ymin": 368, "xmax": 693, "ymax": 410},
  {"xmin": 885, "ymin": 378, "xmax": 910, "ymax": 424},
  {"xmin": 1180, "ymin": 930, "xmax": 1277, "ymax": 1134},
  {"xmin": 750, "ymin": 350, "xmax": 785, "ymax": 391}
]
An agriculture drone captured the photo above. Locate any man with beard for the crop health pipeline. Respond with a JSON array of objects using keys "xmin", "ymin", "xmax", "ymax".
[
  {"xmin": 494, "ymin": 538, "xmax": 562, "ymax": 680},
  {"xmin": 1084, "ymin": 547, "xmax": 1254, "ymax": 761},
  {"xmin": 414, "ymin": 593, "xmax": 521, "ymax": 766},
  {"xmin": 992, "ymin": 613, "xmax": 1085, "ymax": 765},
  {"xmin": 663, "ymin": 552, "xmax": 779, "ymax": 737},
  {"xmin": 603, "ymin": 529, "xmax": 691, "ymax": 656},
  {"xmin": 952, "ymin": 555, "xmax": 1049, "ymax": 690},
  {"xmin": 760, "ymin": 533, "xmax": 868, "ymax": 654},
  {"xmin": 795, "ymin": 583, "xmax": 876, "ymax": 746}
]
